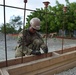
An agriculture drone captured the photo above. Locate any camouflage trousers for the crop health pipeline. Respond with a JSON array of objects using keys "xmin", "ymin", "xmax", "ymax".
[{"xmin": 15, "ymin": 39, "xmax": 47, "ymax": 57}]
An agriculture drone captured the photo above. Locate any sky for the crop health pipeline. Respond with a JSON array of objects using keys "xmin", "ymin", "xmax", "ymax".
[{"xmin": 0, "ymin": 0, "xmax": 76, "ymax": 26}]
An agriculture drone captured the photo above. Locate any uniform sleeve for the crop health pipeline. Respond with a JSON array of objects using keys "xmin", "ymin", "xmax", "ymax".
[
  {"xmin": 36, "ymin": 32, "xmax": 44, "ymax": 43},
  {"xmin": 36, "ymin": 32, "xmax": 48, "ymax": 53},
  {"xmin": 17, "ymin": 30, "xmax": 32, "ymax": 48},
  {"xmin": 17, "ymin": 30, "xmax": 23, "ymax": 46}
]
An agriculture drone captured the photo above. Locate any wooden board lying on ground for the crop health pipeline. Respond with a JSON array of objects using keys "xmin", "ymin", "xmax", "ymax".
[
  {"xmin": 0, "ymin": 47, "xmax": 76, "ymax": 68},
  {"xmin": 0, "ymin": 46, "xmax": 76, "ymax": 75}
]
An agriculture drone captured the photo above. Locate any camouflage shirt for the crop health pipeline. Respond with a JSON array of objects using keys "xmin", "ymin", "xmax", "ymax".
[{"xmin": 17, "ymin": 29, "xmax": 44, "ymax": 47}]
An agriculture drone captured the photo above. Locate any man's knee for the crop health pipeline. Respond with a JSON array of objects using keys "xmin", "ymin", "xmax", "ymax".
[
  {"xmin": 15, "ymin": 47, "xmax": 32, "ymax": 57},
  {"xmin": 33, "ymin": 39, "xmax": 43, "ymax": 45},
  {"xmin": 15, "ymin": 46, "xmax": 25, "ymax": 57},
  {"xmin": 15, "ymin": 49, "xmax": 23, "ymax": 57}
]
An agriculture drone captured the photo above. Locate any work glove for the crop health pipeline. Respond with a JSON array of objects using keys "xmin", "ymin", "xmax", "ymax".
[
  {"xmin": 41, "ymin": 44, "xmax": 48, "ymax": 54},
  {"xmin": 43, "ymin": 47, "xmax": 48, "ymax": 53},
  {"xmin": 31, "ymin": 50, "xmax": 41, "ymax": 55}
]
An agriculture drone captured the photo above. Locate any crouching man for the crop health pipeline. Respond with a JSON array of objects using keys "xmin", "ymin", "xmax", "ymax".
[{"xmin": 15, "ymin": 17, "xmax": 48, "ymax": 57}]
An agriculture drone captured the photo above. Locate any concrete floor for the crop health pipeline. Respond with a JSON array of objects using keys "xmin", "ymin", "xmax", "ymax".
[
  {"xmin": 55, "ymin": 67, "xmax": 76, "ymax": 75},
  {"xmin": 0, "ymin": 38, "xmax": 76, "ymax": 61},
  {"xmin": 0, "ymin": 38, "xmax": 76, "ymax": 75}
]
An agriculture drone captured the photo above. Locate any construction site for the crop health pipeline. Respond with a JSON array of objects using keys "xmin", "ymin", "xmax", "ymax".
[
  {"xmin": 0, "ymin": 39, "xmax": 76, "ymax": 75},
  {"xmin": 0, "ymin": 0, "xmax": 76, "ymax": 75}
]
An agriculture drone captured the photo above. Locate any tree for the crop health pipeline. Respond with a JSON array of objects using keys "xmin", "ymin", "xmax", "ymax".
[
  {"xmin": 0, "ymin": 15, "xmax": 23, "ymax": 34},
  {"xmin": 10, "ymin": 15, "xmax": 22, "ymax": 30},
  {"xmin": 25, "ymin": 0, "xmax": 76, "ymax": 36},
  {"xmin": 17, "ymin": 26, "xmax": 22, "ymax": 33},
  {"xmin": 0, "ymin": 23, "xmax": 15, "ymax": 34}
]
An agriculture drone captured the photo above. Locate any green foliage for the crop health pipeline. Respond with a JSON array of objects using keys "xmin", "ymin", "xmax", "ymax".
[
  {"xmin": 25, "ymin": 1, "xmax": 76, "ymax": 34},
  {"xmin": 0, "ymin": 15, "xmax": 23, "ymax": 34},
  {"xmin": 17, "ymin": 26, "xmax": 22, "ymax": 33},
  {"xmin": 0, "ymin": 23, "xmax": 15, "ymax": 34},
  {"xmin": 10, "ymin": 15, "xmax": 22, "ymax": 30}
]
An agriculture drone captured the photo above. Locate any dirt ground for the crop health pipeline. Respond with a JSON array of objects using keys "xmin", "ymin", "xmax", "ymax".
[
  {"xmin": 0, "ymin": 37, "xmax": 76, "ymax": 75},
  {"xmin": 0, "ymin": 38, "xmax": 76, "ymax": 61}
]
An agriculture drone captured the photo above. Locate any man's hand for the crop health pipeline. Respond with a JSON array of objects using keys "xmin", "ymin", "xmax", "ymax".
[
  {"xmin": 31, "ymin": 50, "xmax": 41, "ymax": 55},
  {"xmin": 43, "ymin": 47, "xmax": 48, "ymax": 53},
  {"xmin": 41, "ymin": 44, "xmax": 48, "ymax": 54}
]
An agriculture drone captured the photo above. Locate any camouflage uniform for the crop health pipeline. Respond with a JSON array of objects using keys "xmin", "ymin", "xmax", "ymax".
[{"xmin": 15, "ymin": 29, "xmax": 48, "ymax": 57}]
